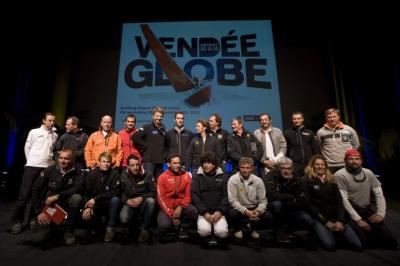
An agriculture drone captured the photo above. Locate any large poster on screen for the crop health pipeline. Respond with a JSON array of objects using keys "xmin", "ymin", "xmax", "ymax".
[{"xmin": 115, "ymin": 20, "xmax": 282, "ymax": 132}]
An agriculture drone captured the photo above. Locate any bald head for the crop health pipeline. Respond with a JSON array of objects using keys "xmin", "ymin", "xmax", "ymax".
[{"xmin": 100, "ymin": 115, "xmax": 113, "ymax": 132}]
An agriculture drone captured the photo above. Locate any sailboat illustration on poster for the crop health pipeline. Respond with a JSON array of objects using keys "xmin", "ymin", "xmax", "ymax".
[{"xmin": 140, "ymin": 24, "xmax": 211, "ymax": 107}]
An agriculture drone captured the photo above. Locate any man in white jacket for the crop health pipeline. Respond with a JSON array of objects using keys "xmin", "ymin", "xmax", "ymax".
[{"xmin": 11, "ymin": 112, "xmax": 58, "ymax": 234}]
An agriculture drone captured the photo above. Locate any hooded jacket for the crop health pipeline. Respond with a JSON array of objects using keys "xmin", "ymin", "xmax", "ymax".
[{"xmin": 191, "ymin": 167, "xmax": 228, "ymax": 215}]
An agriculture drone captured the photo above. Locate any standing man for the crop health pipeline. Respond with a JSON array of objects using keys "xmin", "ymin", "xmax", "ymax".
[
  {"xmin": 317, "ymin": 108, "xmax": 360, "ymax": 173},
  {"xmin": 11, "ymin": 112, "xmax": 58, "ymax": 234},
  {"xmin": 84, "ymin": 115, "xmax": 123, "ymax": 170},
  {"xmin": 208, "ymin": 113, "xmax": 229, "ymax": 172},
  {"xmin": 335, "ymin": 149, "xmax": 397, "ymax": 249},
  {"xmin": 227, "ymin": 117, "xmax": 263, "ymax": 174},
  {"xmin": 253, "ymin": 113, "xmax": 287, "ymax": 180},
  {"xmin": 118, "ymin": 114, "xmax": 141, "ymax": 169},
  {"xmin": 132, "ymin": 106, "xmax": 166, "ymax": 180},
  {"xmin": 54, "ymin": 116, "xmax": 88, "ymax": 169},
  {"xmin": 283, "ymin": 111, "xmax": 319, "ymax": 177},
  {"xmin": 166, "ymin": 112, "xmax": 193, "ymax": 170}
]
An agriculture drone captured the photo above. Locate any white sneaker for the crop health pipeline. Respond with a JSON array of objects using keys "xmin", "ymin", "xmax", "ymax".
[
  {"xmin": 251, "ymin": 230, "xmax": 260, "ymax": 239},
  {"xmin": 234, "ymin": 230, "xmax": 243, "ymax": 239}
]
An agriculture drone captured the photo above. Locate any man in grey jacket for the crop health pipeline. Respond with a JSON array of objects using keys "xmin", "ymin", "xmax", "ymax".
[
  {"xmin": 317, "ymin": 108, "xmax": 359, "ymax": 173},
  {"xmin": 228, "ymin": 157, "xmax": 273, "ymax": 240},
  {"xmin": 335, "ymin": 149, "xmax": 397, "ymax": 249},
  {"xmin": 253, "ymin": 113, "xmax": 287, "ymax": 179}
]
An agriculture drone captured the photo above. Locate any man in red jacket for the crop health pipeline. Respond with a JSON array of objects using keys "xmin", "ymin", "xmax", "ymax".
[
  {"xmin": 157, "ymin": 154, "xmax": 197, "ymax": 240},
  {"xmin": 118, "ymin": 114, "xmax": 141, "ymax": 168}
]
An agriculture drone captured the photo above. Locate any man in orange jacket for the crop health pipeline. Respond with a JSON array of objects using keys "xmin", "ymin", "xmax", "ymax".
[{"xmin": 84, "ymin": 115, "xmax": 123, "ymax": 169}]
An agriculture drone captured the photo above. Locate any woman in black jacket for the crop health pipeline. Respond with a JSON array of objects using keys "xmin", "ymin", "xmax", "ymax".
[{"xmin": 303, "ymin": 155, "xmax": 361, "ymax": 251}]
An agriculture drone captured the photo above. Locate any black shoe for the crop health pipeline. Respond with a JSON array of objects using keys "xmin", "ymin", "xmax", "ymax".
[
  {"xmin": 216, "ymin": 237, "xmax": 230, "ymax": 250},
  {"xmin": 64, "ymin": 232, "xmax": 76, "ymax": 245},
  {"xmin": 178, "ymin": 228, "xmax": 189, "ymax": 240},
  {"xmin": 159, "ymin": 231, "xmax": 178, "ymax": 243},
  {"xmin": 249, "ymin": 239, "xmax": 263, "ymax": 252},
  {"xmin": 276, "ymin": 231, "xmax": 291, "ymax": 244},
  {"xmin": 11, "ymin": 221, "xmax": 22, "ymax": 235},
  {"xmin": 29, "ymin": 219, "xmax": 37, "ymax": 230},
  {"xmin": 138, "ymin": 229, "xmax": 150, "ymax": 242}
]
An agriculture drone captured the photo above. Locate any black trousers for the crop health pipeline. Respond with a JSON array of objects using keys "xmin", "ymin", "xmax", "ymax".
[
  {"xmin": 12, "ymin": 166, "xmax": 44, "ymax": 223},
  {"xmin": 349, "ymin": 205, "xmax": 397, "ymax": 249}
]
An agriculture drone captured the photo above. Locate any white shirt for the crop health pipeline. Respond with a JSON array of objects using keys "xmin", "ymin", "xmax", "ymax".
[{"xmin": 25, "ymin": 125, "xmax": 58, "ymax": 167}]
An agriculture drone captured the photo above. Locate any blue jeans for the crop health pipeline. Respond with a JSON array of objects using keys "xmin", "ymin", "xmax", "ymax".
[
  {"xmin": 119, "ymin": 197, "xmax": 156, "ymax": 230},
  {"xmin": 313, "ymin": 220, "xmax": 361, "ymax": 251},
  {"xmin": 268, "ymin": 201, "xmax": 315, "ymax": 230},
  {"xmin": 143, "ymin": 162, "xmax": 164, "ymax": 181}
]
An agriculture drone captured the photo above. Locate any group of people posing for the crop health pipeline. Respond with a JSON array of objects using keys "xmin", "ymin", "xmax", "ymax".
[{"xmin": 9, "ymin": 107, "xmax": 397, "ymax": 251}]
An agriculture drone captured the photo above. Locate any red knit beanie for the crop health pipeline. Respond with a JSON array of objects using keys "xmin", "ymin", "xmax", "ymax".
[{"xmin": 345, "ymin": 148, "xmax": 361, "ymax": 159}]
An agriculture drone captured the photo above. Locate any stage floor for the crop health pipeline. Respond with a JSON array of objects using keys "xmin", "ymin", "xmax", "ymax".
[{"xmin": 1, "ymin": 201, "xmax": 399, "ymax": 266}]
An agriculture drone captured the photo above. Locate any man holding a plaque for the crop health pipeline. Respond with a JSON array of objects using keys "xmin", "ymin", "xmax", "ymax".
[{"xmin": 30, "ymin": 148, "xmax": 84, "ymax": 245}]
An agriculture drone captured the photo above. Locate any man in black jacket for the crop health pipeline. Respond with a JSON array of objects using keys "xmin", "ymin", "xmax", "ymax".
[
  {"xmin": 132, "ymin": 106, "xmax": 166, "ymax": 180},
  {"xmin": 283, "ymin": 112, "xmax": 319, "ymax": 177},
  {"xmin": 208, "ymin": 113, "xmax": 230, "ymax": 172},
  {"xmin": 30, "ymin": 148, "xmax": 83, "ymax": 245},
  {"xmin": 191, "ymin": 151, "xmax": 229, "ymax": 248},
  {"xmin": 266, "ymin": 156, "xmax": 313, "ymax": 243},
  {"xmin": 54, "ymin": 116, "xmax": 88, "ymax": 169},
  {"xmin": 227, "ymin": 117, "xmax": 263, "ymax": 174},
  {"xmin": 81, "ymin": 152, "xmax": 121, "ymax": 242},
  {"xmin": 119, "ymin": 155, "xmax": 156, "ymax": 242},
  {"xmin": 165, "ymin": 112, "xmax": 193, "ymax": 170}
]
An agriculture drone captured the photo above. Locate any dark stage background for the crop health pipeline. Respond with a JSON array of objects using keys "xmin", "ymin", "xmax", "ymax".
[{"xmin": 1, "ymin": 10, "xmax": 399, "ymax": 200}]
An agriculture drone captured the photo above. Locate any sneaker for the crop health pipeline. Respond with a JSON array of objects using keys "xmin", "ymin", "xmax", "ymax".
[
  {"xmin": 251, "ymin": 230, "xmax": 260, "ymax": 239},
  {"xmin": 234, "ymin": 230, "xmax": 243, "ymax": 239},
  {"xmin": 11, "ymin": 221, "xmax": 22, "ymax": 235},
  {"xmin": 138, "ymin": 229, "xmax": 150, "ymax": 242},
  {"xmin": 64, "ymin": 232, "xmax": 76, "ymax": 245},
  {"xmin": 104, "ymin": 228, "xmax": 115, "ymax": 242}
]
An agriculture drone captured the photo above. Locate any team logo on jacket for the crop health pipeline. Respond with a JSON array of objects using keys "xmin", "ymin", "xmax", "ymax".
[{"xmin": 341, "ymin": 133, "xmax": 351, "ymax": 142}]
